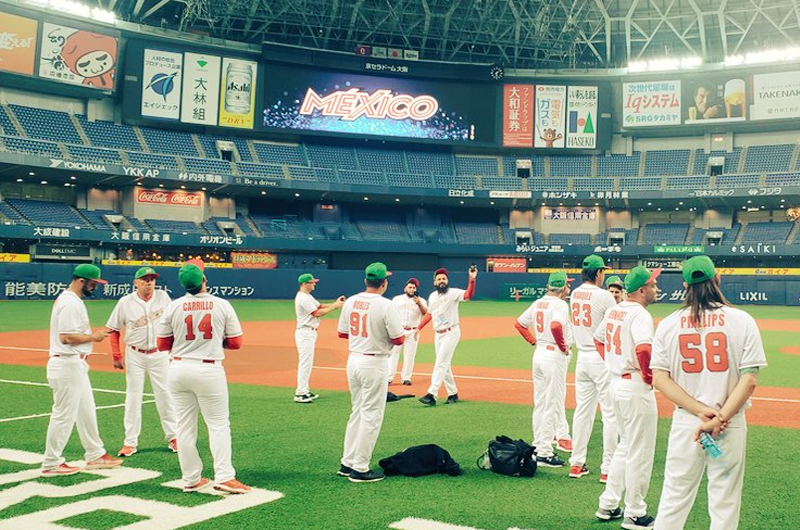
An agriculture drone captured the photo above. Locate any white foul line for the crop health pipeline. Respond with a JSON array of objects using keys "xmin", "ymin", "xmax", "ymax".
[
  {"xmin": 0, "ymin": 400, "xmax": 155, "ymax": 423},
  {"xmin": 0, "ymin": 379, "xmax": 152, "ymax": 397},
  {"xmin": 0, "ymin": 346, "xmax": 107, "ymax": 356}
]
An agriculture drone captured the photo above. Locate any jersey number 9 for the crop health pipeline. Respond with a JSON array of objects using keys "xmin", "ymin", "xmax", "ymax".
[{"xmin": 350, "ymin": 312, "xmax": 369, "ymax": 338}]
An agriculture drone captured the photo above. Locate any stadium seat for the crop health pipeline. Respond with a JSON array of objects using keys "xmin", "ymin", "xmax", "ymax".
[
  {"xmin": 254, "ymin": 142, "xmax": 307, "ymax": 165},
  {"xmin": 454, "ymin": 155, "xmax": 499, "ymax": 176},
  {"xmin": 357, "ymin": 148, "xmax": 406, "ymax": 173},
  {"xmin": 739, "ymin": 222, "xmax": 793, "ymax": 243},
  {"xmin": 66, "ymin": 145, "xmax": 123, "ymax": 165},
  {"xmin": 597, "ymin": 153, "xmax": 640, "ymax": 177},
  {"xmin": 139, "ymin": 127, "xmax": 199, "ymax": 157},
  {"xmin": 743, "ymin": 144, "xmax": 793, "ymax": 173},
  {"xmin": 76, "ymin": 115, "xmax": 142, "ymax": 151},
  {"xmin": 644, "ymin": 150, "xmax": 690, "ymax": 176},
  {"xmin": 2, "ymin": 137, "xmax": 63, "ymax": 158},
  {"xmin": 550, "ymin": 156, "xmax": 592, "ymax": 178},
  {"xmin": 10, "ymin": 105, "xmax": 82, "ymax": 144},
  {"xmin": 5, "ymin": 199, "xmax": 92, "ymax": 229}
]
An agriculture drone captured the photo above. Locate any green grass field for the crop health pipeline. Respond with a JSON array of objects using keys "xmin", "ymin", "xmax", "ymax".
[{"xmin": 1, "ymin": 300, "xmax": 799, "ymax": 530}]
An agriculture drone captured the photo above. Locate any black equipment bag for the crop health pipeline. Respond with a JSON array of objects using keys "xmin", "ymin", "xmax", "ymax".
[{"xmin": 478, "ymin": 435, "xmax": 537, "ymax": 477}]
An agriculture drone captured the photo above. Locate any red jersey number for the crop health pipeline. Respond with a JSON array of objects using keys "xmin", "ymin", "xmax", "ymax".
[
  {"xmin": 535, "ymin": 311, "xmax": 545, "ymax": 333},
  {"xmin": 605, "ymin": 323, "xmax": 622, "ymax": 356},
  {"xmin": 349, "ymin": 312, "xmax": 369, "ymax": 338},
  {"xmin": 679, "ymin": 332, "xmax": 729, "ymax": 373},
  {"xmin": 571, "ymin": 303, "xmax": 592, "ymax": 327},
  {"xmin": 184, "ymin": 314, "xmax": 213, "ymax": 341}
]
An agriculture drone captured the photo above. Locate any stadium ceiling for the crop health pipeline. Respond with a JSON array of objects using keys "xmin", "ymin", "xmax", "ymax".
[{"xmin": 108, "ymin": 0, "xmax": 800, "ymax": 69}]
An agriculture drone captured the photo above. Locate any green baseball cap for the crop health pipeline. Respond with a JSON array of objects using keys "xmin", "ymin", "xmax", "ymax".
[
  {"xmin": 625, "ymin": 266, "xmax": 662, "ymax": 293},
  {"xmin": 297, "ymin": 273, "xmax": 319, "ymax": 285},
  {"xmin": 134, "ymin": 266, "xmax": 159, "ymax": 280},
  {"xmin": 179, "ymin": 259, "xmax": 205, "ymax": 290},
  {"xmin": 583, "ymin": 254, "xmax": 611, "ymax": 270},
  {"xmin": 547, "ymin": 270, "xmax": 574, "ymax": 289},
  {"xmin": 683, "ymin": 255, "xmax": 717, "ymax": 285},
  {"xmin": 365, "ymin": 262, "xmax": 392, "ymax": 281},
  {"xmin": 606, "ymin": 275, "xmax": 624, "ymax": 289},
  {"xmin": 73, "ymin": 263, "xmax": 107, "ymax": 284}
]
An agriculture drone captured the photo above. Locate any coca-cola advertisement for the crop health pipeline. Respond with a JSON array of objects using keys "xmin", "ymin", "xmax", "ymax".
[{"xmin": 136, "ymin": 189, "xmax": 202, "ymax": 207}]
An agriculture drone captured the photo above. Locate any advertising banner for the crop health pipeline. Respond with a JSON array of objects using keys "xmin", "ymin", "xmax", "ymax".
[
  {"xmin": 218, "ymin": 57, "xmax": 257, "ymax": 129},
  {"xmin": 38, "ymin": 23, "xmax": 118, "ymax": 90},
  {"xmin": 543, "ymin": 207, "xmax": 597, "ymax": 221},
  {"xmin": 230, "ymin": 252, "xmax": 278, "ymax": 269},
  {"xmin": 135, "ymin": 189, "xmax": 202, "ymax": 207},
  {"xmin": 684, "ymin": 75, "xmax": 747, "ymax": 124},
  {"xmin": 653, "ymin": 244, "xmax": 705, "ymax": 254},
  {"xmin": 0, "ymin": 253, "xmax": 30, "ymax": 263},
  {"xmin": 533, "ymin": 85, "xmax": 566, "ymax": 148},
  {"xmin": 566, "ymin": 86, "xmax": 597, "ymax": 149},
  {"xmin": 487, "ymin": 257, "xmax": 527, "ymax": 273},
  {"xmin": 751, "ymin": 71, "xmax": 800, "ymax": 121},
  {"xmin": 181, "ymin": 52, "xmax": 221, "ymax": 125},
  {"xmin": 0, "ymin": 10, "xmax": 38, "ymax": 75},
  {"xmin": 502, "ymin": 84, "xmax": 534, "ymax": 148},
  {"xmin": 622, "ymin": 81, "xmax": 681, "ymax": 127},
  {"xmin": 141, "ymin": 49, "xmax": 182, "ymax": 120}
]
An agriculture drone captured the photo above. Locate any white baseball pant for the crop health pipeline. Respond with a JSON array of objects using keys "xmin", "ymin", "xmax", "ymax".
[
  {"xmin": 387, "ymin": 329, "xmax": 419, "ymax": 382},
  {"xmin": 570, "ymin": 353, "xmax": 618, "ymax": 473},
  {"xmin": 42, "ymin": 356, "xmax": 106, "ymax": 469},
  {"xmin": 427, "ymin": 327, "xmax": 460, "ymax": 396},
  {"xmin": 532, "ymin": 346, "xmax": 566, "ymax": 458},
  {"xmin": 294, "ymin": 328, "xmax": 317, "ymax": 395},
  {"xmin": 123, "ymin": 347, "xmax": 177, "ymax": 447},
  {"xmin": 168, "ymin": 361, "xmax": 235, "ymax": 487},
  {"xmin": 555, "ymin": 352, "xmax": 572, "ymax": 441},
  {"xmin": 655, "ymin": 410, "xmax": 747, "ymax": 530},
  {"xmin": 599, "ymin": 376, "xmax": 658, "ymax": 518},
  {"xmin": 341, "ymin": 354, "xmax": 389, "ymax": 473}
]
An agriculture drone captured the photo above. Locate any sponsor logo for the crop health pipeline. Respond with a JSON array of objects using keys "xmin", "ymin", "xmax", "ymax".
[
  {"xmin": 489, "ymin": 190, "xmax": 532, "ymax": 199},
  {"xmin": 146, "ymin": 71, "xmax": 179, "ymax": 101},
  {"xmin": 49, "ymin": 159, "xmax": 107, "ymax": 173},
  {"xmin": 136, "ymin": 189, "xmax": 201, "ymax": 207},
  {"xmin": 299, "ymin": 87, "xmax": 438, "ymax": 121},
  {"xmin": 448, "ymin": 189, "xmax": 475, "ymax": 198},
  {"xmin": 123, "ymin": 166, "xmax": 161, "ymax": 178},
  {"xmin": 178, "ymin": 172, "xmax": 224, "ymax": 183},
  {"xmin": 731, "ymin": 243, "xmax": 777, "ymax": 254},
  {"xmin": 739, "ymin": 292, "xmax": 769, "ymax": 302}
]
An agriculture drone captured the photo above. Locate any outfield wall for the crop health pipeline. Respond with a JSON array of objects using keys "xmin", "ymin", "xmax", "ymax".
[{"xmin": 1, "ymin": 263, "xmax": 798, "ymax": 306}]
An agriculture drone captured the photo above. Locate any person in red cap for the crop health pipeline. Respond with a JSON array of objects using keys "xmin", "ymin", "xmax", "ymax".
[
  {"xmin": 387, "ymin": 277, "xmax": 427, "ymax": 385},
  {"xmin": 417, "ymin": 265, "xmax": 478, "ymax": 405}
]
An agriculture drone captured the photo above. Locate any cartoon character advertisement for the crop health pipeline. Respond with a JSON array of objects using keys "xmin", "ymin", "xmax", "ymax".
[
  {"xmin": 533, "ymin": 85, "xmax": 567, "ymax": 149},
  {"xmin": 38, "ymin": 23, "xmax": 118, "ymax": 90}
]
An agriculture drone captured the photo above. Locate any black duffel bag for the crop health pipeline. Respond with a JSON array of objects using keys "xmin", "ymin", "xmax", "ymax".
[{"xmin": 477, "ymin": 435, "xmax": 537, "ymax": 477}]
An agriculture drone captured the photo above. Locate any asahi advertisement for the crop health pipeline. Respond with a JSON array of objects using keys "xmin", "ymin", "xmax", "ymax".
[{"xmin": 218, "ymin": 57, "xmax": 257, "ymax": 129}]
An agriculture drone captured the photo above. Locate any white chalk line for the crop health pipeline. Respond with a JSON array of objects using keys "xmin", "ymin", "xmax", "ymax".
[{"xmin": 0, "ymin": 400, "xmax": 155, "ymax": 423}]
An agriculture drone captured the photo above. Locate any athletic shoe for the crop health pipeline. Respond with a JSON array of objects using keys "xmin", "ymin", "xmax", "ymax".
[
  {"xmin": 214, "ymin": 478, "xmax": 251, "ymax": 494},
  {"xmin": 168, "ymin": 438, "xmax": 178, "ymax": 453},
  {"xmin": 402, "ymin": 380, "xmax": 412, "ymax": 386},
  {"xmin": 348, "ymin": 469, "xmax": 385, "ymax": 483},
  {"xmin": 445, "ymin": 394, "xmax": 459, "ymax": 404},
  {"xmin": 294, "ymin": 394, "xmax": 315, "ymax": 403},
  {"xmin": 621, "ymin": 515, "xmax": 656, "ymax": 529},
  {"xmin": 183, "ymin": 478, "xmax": 210, "ymax": 492},
  {"xmin": 40, "ymin": 463, "xmax": 80, "ymax": 477},
  {"xmin": 556, "ymin": 438, "xmax": 573, "ymax": 452},
  {"xmin": 595, "ymin": 507, "xmax": 623, "ymax": 521},
  {"xmin": 419, "ymin": 393, "xmax": 436, "ymax": 406},
  {"xmin": 569, "ymin": 464, "xmax": 589, "ymax": 478},
  {"xmin": 117, "ymin": 445, "xmax": 137, "ymax": 457},
  {"xmin": 536, "ymin": 454, "xmax": 565, "ymax": 468},
  {"xmin": 85, "ymin": 454, "xmax": 123, "ymax": 470},
  {"xmin": 600, "ymin": 473, "xmax": 608, "ymax": 484},
  {"xmin": 309, "ymin": 393, "xmax": 319, "ymax": 400},
  {"xmin": 337, "ymin": 465, "xmax": 353, "ymax": 477}
]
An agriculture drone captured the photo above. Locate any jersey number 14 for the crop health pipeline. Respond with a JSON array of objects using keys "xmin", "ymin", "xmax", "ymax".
[{"xmin": 184, "ymin": 314, "xmax": 213, "ymax": 340}]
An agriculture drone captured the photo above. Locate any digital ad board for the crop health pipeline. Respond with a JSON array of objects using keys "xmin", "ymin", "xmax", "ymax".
[{"xmin": 260, "ymin": 64, "xmax": 498, "ymax": 144}]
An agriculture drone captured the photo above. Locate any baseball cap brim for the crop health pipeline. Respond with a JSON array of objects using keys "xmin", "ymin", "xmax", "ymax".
[
  {"xmin": 307, "ymin": 278, "xmax": 320, "ymax": 283},
  {"xmin": 648, "ymin": 268, "xmax": 663, "ymax": 284}
]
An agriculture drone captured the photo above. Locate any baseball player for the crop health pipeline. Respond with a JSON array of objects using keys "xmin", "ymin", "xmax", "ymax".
[
  {"xmin": 514, "ymin": 270, "xmax": 574, "ymax": 468},
  {"xmin": 387, "ymin": 278, "xmax": 427, "ymax": 385},
  {"xmin": 157, "ymin": 259, "xmax": 250, "ymax": 494},
  {"xmin": 606, "ymin": 275, "xmax": 624, "ymax": 303},
  {"xmin": 568, "ymin": 255, "xmax": 618, "ymax": 482},
  {"xmin": 106, "ymin": 266, "xmax": 177, "ymax": 457},
  {"xmin": 337, "ymin": 262, "xmax": 404, "ymax": 483},
  {"xmin": 417, "ymin": 266, "xmax": 477, "ymax": 405},
  {"xmin": 652, "ymin": 256, "xmax": 767, "ymax": 530},
  {"xmin": 594, "ymin": 266, "xmax": 661, "ymax": 529},
  {"xmin": 41, "ymin": 264, "xmax": 123, "ymax": 476},
  {"xmin": 294, "ymin": 273, "xmax": 345, "ymax": 403}
]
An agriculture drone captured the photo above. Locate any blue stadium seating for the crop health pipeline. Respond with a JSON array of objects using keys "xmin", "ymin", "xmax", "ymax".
[
  {"xmin": 694, "ymin": 149, "xmax": 741, "ymax": 175},
  {"xmin": 236, "ymin": 214, "xmax": 258, "ymax": 236},
  {"xmin": 643, "ymin": 224, "xmax": 689, "ymax": 244},
  {"xmin": 455, "ymin": 156, "xmax": 498, "ymax": 176},
  {"xmin": 528, "ymin": 178, "xmax": 568, "ymax": 191},
  {"xmin": 145, "ymin": 219, "xmax": 204, "ymax": 235},
  {"xmin": 740, "ymin": 222, "xmax": 793, "ymax": 243},
  {"xmin": 250, "ymin": 214, "xmax": 312, "ymax": 239},
  {"xmin": 236, "ymin": 163, "xmax": 284, "ymax": 179},
  {"xmin": 644, "ymin": 150, "xmax": 690, "ymax": 176},
  {"xmin": 79, "ymin": 209, "xmax": 117, "ymax": 230},
  {"xmin": 693, "ymin": 225, "xmax": 741, "ymax": 245},
  {"xmin": 312, "ymin": 167, "xmax": 338, "ymax": 183},
  {"xmin": 197, "ymin": 136, "xmax": 253, "ymax": 162},
  {"xmin": 288, "ymin": 166, "xmax": 318, "ymax": 181},
  {"xmin": 305, "ymin": 145, "xmax": 356, "ymax": 168},
  {"xmin": 765, "ymin": 173, "xmax": 800, "ymax": 186},
  {"xmin": 5, "ymin": 198, "xmax": 91, "ymax": 228},
  {"xmin": 597, "ymin": 153, "xmax": 640, "ymax": 177},
  {"xmin": 10, "ymin": 105, "xmax": 82, "ymax": 144},
  {"xmin": 2, "ymin": 137, "xmax": 63, "ymax": 158},
  {"xmin": 124, "ymin": 216, "xmax": 150, "ymax": 233},
  {"xmin": 338, "ymin": 170, "xmax": 386, "ymax": 186},
  {"xmin": 574, "ymin": 178, "xmax": 614, "ymax": 191},
  {"xmin": 0, "ymin": 201, "xmax": 29, "ymax": 224},
  {"xmin": 354, "ymin": 219, "xmax": 411, "ymax": 241},
  {"xmin": 0, "ymin": 107, "xmax": 19, "ymax": 136},
  {"xmin": 743, "ymin": 144, "xmax": 793, "ymax": 173},
  {"xmin": 76, "ymin": 115, "xmax": 142, "ymax": 151},
  {"xmin": 716, "ymin": 174, "xmax": 760, "ymax": 188},
  {"xmin": 453, "ymin": 222, "xmax": 500, "ymax": 244},
  {"xmin": 619, "ymin": 177, "xmax": 661, "ymax": 190},
  {"xmin": 139, "ymin": 127, "xmax": 198, "ymax": 157},
  {"xmin": 665, "ymin": 175, "xmax": 710, "ymax": 190},
  {"xmin": 435, "ymin": 175, "xmax": 478, "ymax": 189},
  {"xmin": 407, "ymin": 151, "xmax": 454, "ymax": 175},
  {"xmin": 183, "ymin": 157, "xmax": 233, "ymax": 175},
  {"xmin": 502, "ymin": 156, "xmax": 544, "ymax": 177},
  {"xmin": 387, "ymin": 173, "xmax": 433, "ymax": 188},
  {"xmin": 254, "ymin": 142, "xmax": 307, "ymax": 165},
  {"xmin": 482, "ymin": 177, "xmax": 525, "ymax": 191},
  {"xmin": 357, "ymin": 148, "xmax": 406, "ymax": 173},
  {"xmin": 127, "ymin": 152, "xmax": 181, "ymax": 170},
  {"xmin": 549, "ymin": 233, "xmax": 592, "ymax": 245},
  {"xmin": 66, "ymin": 145, "xmax": 123, "ymax": 165},
  {"xmin": 550, "ymin": 156, "xmax": 591, "ymax": 178}
]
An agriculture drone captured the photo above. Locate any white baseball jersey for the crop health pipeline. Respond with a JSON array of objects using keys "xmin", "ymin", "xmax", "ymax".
[
  {"xmin": 106, "ymin": 290, "xmax": 171, "ymax": 350},
  {"xmin": 295, "ymin": 291, "xmax": 320, "ymax": 329},
  {"xmin": 391, "ymin": 294, "xmax": 427, "ymax": 328},
  {"xmin": 49, "ymin": 290, "xmax": 92, "ymax": 357},
  {"xmin": 652, "ymin": 306, "xmax": 768, "ymax": 411},
  {"xmin": 594, "ymin": 301, "xmax": 654, "ymax": 377},
  {"xmin": 157, "ymin": 292, "xmax": 243, "ymax": 361},
  {"xmin": 337, "ymin": 293, "xmax": 403, "ymax": 356},
  {"xmin": 427, "ymin": 288, "xmax": 467, "ymax": 331},
  {"xmin": 570, "ymin": 283, "xmax": 617, "ymax": 356},
  {"xmin": 518, "ymin": 295, "xmax": 573, "ymax": 348}
]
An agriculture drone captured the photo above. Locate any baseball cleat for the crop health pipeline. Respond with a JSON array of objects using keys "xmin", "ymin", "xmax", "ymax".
[
  {"xmin": 569, "ymin": 464, "xmax": 589, "ymax": 478},
  {"xmin": 168, "ymin": 439, "xmax": 178, "ymax": 453},
  {"xmin": 337, "ymin": 465, "xmax": 353, "ymax": 477},
  {"xmin": 621, "ymin": 515, "xmax": 656, "ymax": 529},
  {"xmin": 214, "ymin": 478, "xmax": 251, "ymax": 494},
  {"xmin": 445, "ymin": 393, "xmax": 459, "ymax": 404},
  {"xmin": 183, "ymin": 478, "xmax": 211, "ymax": 492},
  {"xmin": 308, "ymin": 392, "xmax": 319, "ymax": 400},
  {"xmin": 418, "ymin": 393, "xmax": 436, "ymax": 406},
  {"xmin": 40, "ymin": 463, "xmax": 81, "ymax": 477},
  {"xmin": 600, "ymin": 473, "xmax": 608, "ymax": 484},
  {"xmin": 595, "ymin": 507, "xmax": 623, "ymax": 521},
  {"xmin": 555, "ymin": 438, "xmax": 573, "ymax": 452},
  {"xmin": 85, "ymin": 454, "xmax": 123, "ymax": 470},
  {"xmin": 402, "ymin": 380, "xmax": 412, "ymax": 386},
  {"xmin": 294, "ymin": 393, "xmax": 315, "ymax": 403},
  {"xmin": 536, "ymin": 454, "xmax": 565, "ymax": 468},
  {"xmin": 348, "ymin": 469, "xmax": 385, "ymax": 483},
  {"xmin": 117, "ymin": 445, "xmax": 137, "ymax": 457}
]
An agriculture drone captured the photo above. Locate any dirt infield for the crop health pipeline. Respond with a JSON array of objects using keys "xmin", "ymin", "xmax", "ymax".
[{"xmin": 1, "ymin": 316, "xmax": 798, "ymax": 430}]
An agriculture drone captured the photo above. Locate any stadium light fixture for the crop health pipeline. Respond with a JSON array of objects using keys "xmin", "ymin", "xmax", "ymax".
[
  {"xmin": 15, "ymin": 178, "xmax": 22, "ymax": 182},
  {"xmin": 70, "ymin": 176, "xmax": 76, "ymax": 180},
  {"xmin": 158, "ymin": 183, "xmax": 164, "ymax": 187},
  {"xmin": 27, "ymin": 0, "xmax": 116, "ymax": 23},
  {"xmin": 726, "ymin": 47, "xmax": 800, "ymax": 66},
  {"xmin": 395, "ymin": 198, "xmax": 400, "ymax": 202},
  {"xmin": 261, "ymin": 191, "xmax": 266, "ymax": 195},
  {"xmin": 63, "ymin": 183, "xmax": 70, "ymax": 187},
  {"xmin": 294, "ymin": 193, "xmax": 300, "ymax": 197},
  {"xmin": 29, "ymin": 172, "xmax": 35, "ymax": 176},
  {"xmin": 363, "ymin": 197, "xmax": 369, "ymax": 201},
  {"xmin": 460, "ymin": 200, "xmax": 464, "ymax": 205},
  {"xmin": 628, "ymin": 56, "xmax": 701, "ymax": 73},
  {"xmin": 490, "ymin": 201, "xmax": 495, "ymax": 205}
]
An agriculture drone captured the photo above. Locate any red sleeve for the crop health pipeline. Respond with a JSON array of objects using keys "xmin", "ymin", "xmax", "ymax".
[
  {"xmin": 391, "ymin": 335, "xmax": 405, "ymax": 346},
  {"xmin": 418, "ymin": 312, "xmax": 432, "ymax": 331},
  {"xmin": 514, "ymin": 322, "xmax": 536, "ymax": 345},
  {"xmin": 636, "ymin": 343, "xmax": 653, "ymax": 385},
  {"xmin": 594, "ymin": 339, "xmax": 606, "ymax": 360},
  {"xmin": 223, "ymin": 336, "xmax": 243, "ymax": 350},
  {"xmin": 550, "ymin": 322, "xmax": 567, "ymax": 353},
  {"xmin": 311, "ymin": 305, "xmax": 321, "ymax": 317},
  {"xmin": 157, "ymin": 336, "xmax": 174, "ymax": 352},
  {"xmin": 338, "ymin": 332, "xmax": 349, "ymax": 339},
  {"xmin": 109, "ymin": 330, "xmax": 122, "ymax": 359},
  {"xmin": 464, "ymin": 278, "xmax": 476, "ymax": 301}
]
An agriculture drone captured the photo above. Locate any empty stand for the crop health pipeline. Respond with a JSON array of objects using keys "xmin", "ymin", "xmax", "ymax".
[
  {"xmin": 644, "ymin": 150, "xmax": 690, "ymax": 176},
  {"xmin": 2, "ymin": 137, "xmax": 63, "ymax": 158},
  {"xmin": 5, "ymin": 199, "xmax": 91, "ymax": 229},
  {"xmin": 10, "ymin": 105, "xmax": 82, "ymax": 144},
  {"xmin": 76, "ymin": 115, "xmax": 142, "ymax": 151},
  {"xmin": 739, "ymin": 222, "xmax": 793, "ymax": 243},
  {"xmin": 743, "ymin": 144, "xmax": 793, "ymax": 173},
  {"xmin": 643, "ymin": 223, "xmax": 689, "ymax": 244},
  {"xmin": 407, "ymin": 151, "xmax": 454, "ymax": 175},
  {"xmin": 357, "ymin": 148, "xmax": 406, "ymax": 173},
  {"xmin": 455, "ymin": 156, "xmax": 498, "ymax": 176},
  {"xmin": 66, "ymin": 145, "xmax": 123, "ymax": 165},
  {"xmin": 140, "ymin": 127, "xmax": 198, "ymax": 158},
  {"xmin": 254, "ymin": 142, "xmax": 306, "ymax": 165},
  {"xmin": 550, "ymin": 156, "xmax": 592, "ymax": 178},
  {"xmin": 597, "ymin": 153, "xmax": 640, "ymax": 177}
]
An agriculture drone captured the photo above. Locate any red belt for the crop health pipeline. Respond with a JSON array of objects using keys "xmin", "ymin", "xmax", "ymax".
[
  {"xmin": 436, "ymin": 328, "xmax": 452, "ymax": 334},
  {"xmin": 131, "ymin": 346, "xmax": 157, "ymax": 354},
  {"xmin": 545, "ymin": 345, "xmax": 556, "ymax": 351},
  {"xmin": 404, "ymin": 327, "xmax": 417, "ymax": 330},
  {"xmin": 53, "ymin": 354, "xmax": 88, "ymax": 360},
  {"xmin": 173, "ymin": 357, "xmax": 219, "ymax": 364}
]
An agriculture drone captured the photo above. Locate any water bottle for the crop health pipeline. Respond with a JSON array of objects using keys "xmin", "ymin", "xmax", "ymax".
[{"xmin": 699, "ymin": 432, "xmax": 723, "ymax": 459}]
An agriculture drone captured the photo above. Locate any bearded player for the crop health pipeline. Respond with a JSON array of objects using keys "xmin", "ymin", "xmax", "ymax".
[{"xmin": 387, "ymin": 278, "xmax": 427, "ymax": 385}]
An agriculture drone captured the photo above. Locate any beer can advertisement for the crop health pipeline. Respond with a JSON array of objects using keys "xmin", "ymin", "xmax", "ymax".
[
  {"xmin": 231, "ymin": 252, "xmax": 278, "ymax": 269},
  {"xmin": 218, "ymin": 57, "xmax": 258, "ymax": 129}
]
